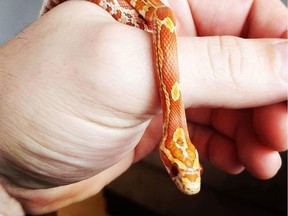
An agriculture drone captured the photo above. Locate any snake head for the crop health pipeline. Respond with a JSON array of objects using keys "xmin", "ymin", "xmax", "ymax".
[
  {"xmin": 160, "ymin": 148, "xmax": 202, "ymax": 195},
  {"xmin": 160, "ymin": 127, "xmax": 202, "ymax": 195},
  {"xmin": 169, "ymin": 162, "xmax": 202, "ymax": 195}
]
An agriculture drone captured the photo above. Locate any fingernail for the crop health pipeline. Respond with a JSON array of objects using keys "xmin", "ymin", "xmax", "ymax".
[{"xmin": 275, "ymin": 40, "xmax": 288, "ymax": 81}]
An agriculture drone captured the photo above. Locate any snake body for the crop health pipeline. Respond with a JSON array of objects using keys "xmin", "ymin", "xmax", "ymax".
[{"xmin": 42, "ymin": 0, "xmax": 202, "ymax": 195}]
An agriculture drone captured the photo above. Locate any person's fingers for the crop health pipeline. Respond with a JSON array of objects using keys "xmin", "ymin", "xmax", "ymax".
[
  {"xmin": 187, "ymin": 108, "xmax": 283, "ymax": 178},
  {"xmin": 244, "ymin": 0, "xmax": 288, "ymax": 38},
  {"xmin": 167, "ymin": 0, "xmax": 196, "ymax": 36},
  {"xmin": 187, "ymin": 0, "xmax": 287, "ymax": 37},
  {"xmin": 236, "ymin": 119, "xmax": 282, "ymax": 179},
  {"xmin": 178, "ymin": 37, "xmax": 287, "ymax": 108},
  {"xmin": 187, "ymin": 104, "xmax": 287, "ymax": 149},
  {"xmin": 188, "ymin": 0, "xmax": 254, "ymax": 36},
  {"xmin": 186, "ymin": 108, "xmax": 247, "ymax": 139},
  {"xmin": 188, "ymin": 123, "xmax": 244, "ymax": 174},
  {"xmin": 253, "ymin": 102, "xmax": 288, "ymax": 152}
]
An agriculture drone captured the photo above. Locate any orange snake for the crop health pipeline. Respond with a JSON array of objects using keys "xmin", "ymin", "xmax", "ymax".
[{"xmin": 42, "ymin": 0, "xmax": 202, "ymax": 195}]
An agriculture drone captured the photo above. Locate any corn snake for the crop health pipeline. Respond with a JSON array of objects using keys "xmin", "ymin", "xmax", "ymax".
[{"xmin": 42, "ymin": 0, "xmax": 202, "ymax": 195}]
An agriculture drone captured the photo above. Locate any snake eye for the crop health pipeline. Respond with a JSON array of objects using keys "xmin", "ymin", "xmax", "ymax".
[{"xmin": 170, "ymin": 163, "xmax": 179, "ymax": 177}]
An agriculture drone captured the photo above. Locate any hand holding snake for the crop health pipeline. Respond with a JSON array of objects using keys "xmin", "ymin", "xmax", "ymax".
[{"xmin": 0, "ymin": 0, "xmax": 286, "ymax": 214}]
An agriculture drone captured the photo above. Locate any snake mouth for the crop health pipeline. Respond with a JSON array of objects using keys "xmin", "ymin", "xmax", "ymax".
[
  {"xmin": 163, "ymin": 162, "xmax": 201, "ymax": 195},
  {"xmin": 171, "ymin": 168, "xmax": 201, "ymax": 195},
  {"xmin": 173, "ymin": 176, "xmax": 201, "ymax": 195}
]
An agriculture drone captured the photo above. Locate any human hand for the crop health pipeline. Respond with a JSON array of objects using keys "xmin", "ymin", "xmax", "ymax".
[
  {"xmin": 0, "ymin": 0, "xmax": 286, "ymax": 214},
  {"xmin": 162, "ymin": 0, "xmax": 288, "ymax": 178}
]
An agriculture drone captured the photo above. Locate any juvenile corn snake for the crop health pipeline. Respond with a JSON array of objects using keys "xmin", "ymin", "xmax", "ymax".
[{"xmin": 42, "ymin": 0, "xmax": 202, "ymax": 195}]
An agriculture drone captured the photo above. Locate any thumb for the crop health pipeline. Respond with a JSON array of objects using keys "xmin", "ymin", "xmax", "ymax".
[{"xmin": 178, "ymin": 37, "xmax": 287, "ymax": 108}]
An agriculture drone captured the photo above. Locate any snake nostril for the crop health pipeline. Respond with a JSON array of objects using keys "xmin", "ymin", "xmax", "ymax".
[{"xmin": 170, "ymin": 163, "xmax": 179, "ymax": 177}]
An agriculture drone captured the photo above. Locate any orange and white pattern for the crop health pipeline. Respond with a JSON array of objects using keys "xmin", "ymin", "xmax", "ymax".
[{"xmin": 41, "ymin": 0, "xmax": 202, "ymax": 195}]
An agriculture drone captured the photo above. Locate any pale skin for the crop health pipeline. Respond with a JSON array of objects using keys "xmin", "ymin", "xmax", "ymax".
[{"xmin": 0, "ymin": 0, "xmax": 287, "ymax": 215}]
